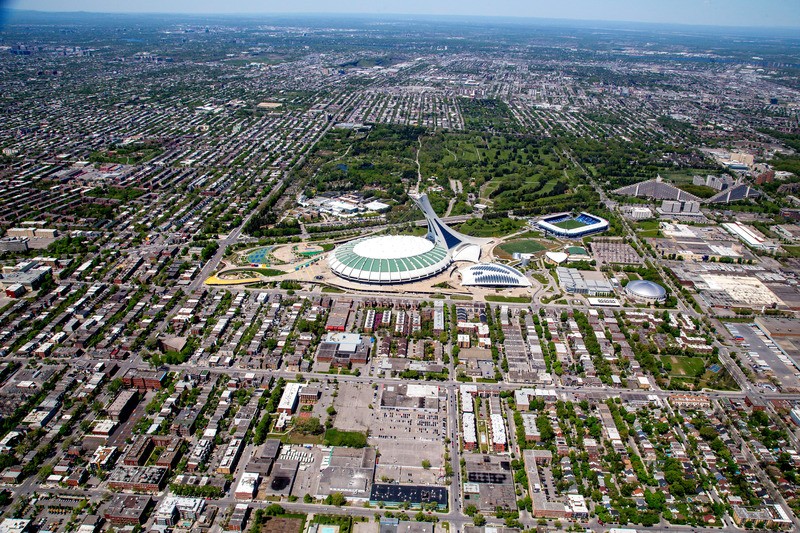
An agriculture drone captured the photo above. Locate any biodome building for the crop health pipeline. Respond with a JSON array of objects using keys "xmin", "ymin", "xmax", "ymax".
[
  {"xmin": 625, "ymin": 279, "xmax": 667, "ymax": 303},
  {"xmin": 328, "ymin": 193, "xmax": 488, "ymax": 284}
]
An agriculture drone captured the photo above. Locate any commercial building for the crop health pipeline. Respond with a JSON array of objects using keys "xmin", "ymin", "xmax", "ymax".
[
  {"xmin": 325, "ymin": 300, "xmax": 352, "ymax": 331},
  {"xmin": 317, "ymin": 446, "xmax": 377, "ymax": 498},
  {"xmin": 732, "ymin": 504, "xmax": 792, "ymax": 530},
  {"xmin": 380, "ymin": 383, "xmax": 440, "ymax": 413},
  {"xmin": 107, "ymin": 389, "xmax": 138, "ymax": 421},
  {"xmin": 0, "ymin": 519, "xmax": 31, "ymax": 533},
  {"xmin": 316, "ymin": 332, "xmax": 371, "ymax": 368},
  {"xmin": 462, "ymin": 412, "xmax": 477, "ymax": 450},
  {"xmin": 235, "ymin": 472, "xmax": 260, "ymax": 500},
  {"xmin": 154, "ymin": 496, "xmax": 205, "ymax": 527},
  {"xmin": 622, "ymin": 206, "xmax": 653, "ymax": 220},
  {"xmin": 722, "ymin": 222, "xmax": 779, "ymax": 252},
  {"xmin": 658, "ymin": 199, "xmax": 702, "ymax": 217},
  {"xmin": 277, "ymin": 382, "xmax": 304, "ymax": 414},
  {"xmin": 0, "ymin": 237, "xmax": 29, "ymax": 253},
  {"xmin": 103, "ymin": 495, "xmax": 152, "ymax": 525},
  {"xmin": 556, "ymin": 267, "xmax": 613, "ymax": 296},
  {"xmin": 107, "ymin": 466, "xmax": 167, "ymax": 493},
  {"xmin": 121, "ymin": 368, "xmax": 167, "ymax": 391},
  {"xmin": 523, "ymin": 449, "xmax": 567, "ymax": 518},
  {"xmin": 369, "ymin": 484, "xmax": 448, "ymax": 509}
]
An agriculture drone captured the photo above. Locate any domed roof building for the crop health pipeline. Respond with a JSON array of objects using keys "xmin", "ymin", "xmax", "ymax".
[
  {"xmin": 625, "ymin": 279, "xmax": 667, "ymax": 303},
  {"xmin": 460, "ymin": 263, "xmax": 531, "ymax": 287},
  {"xmin": 328, "ymin": 193, "xmax": 489, "ymax": 285},
  {"xmin": 328, "ymin": 235, "xmax": 450, "ymax": 284}
]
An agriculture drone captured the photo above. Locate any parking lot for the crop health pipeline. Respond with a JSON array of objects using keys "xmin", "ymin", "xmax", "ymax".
[
  {"xmin": 332, "ymin": 381, "xmax": 447, "ymax": 485},
  {"xmin": 726, "ymin": 323, "xmax": 800, "ymax": 392},
  {"xmin": 332, "ymin": 381, "xmax": 375, "ymax": 432}
]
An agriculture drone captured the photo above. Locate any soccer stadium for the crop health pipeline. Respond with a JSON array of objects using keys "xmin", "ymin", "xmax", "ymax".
[
  {"xmin": 328, "ymin": 193, "xmax": 488, "ymax": 284},
  {"xmin": 535, "ymin": 212, "xmax": 609, "ymax": 238}
]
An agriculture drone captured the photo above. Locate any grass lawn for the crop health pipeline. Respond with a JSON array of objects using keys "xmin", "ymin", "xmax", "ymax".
[
  {"xmin": 485, "ymin": 294, "xmax": 530, "ymax": 304},
  {"xmin": 271, "ymin": 431, "xmax": 325, "ymax": 445},
  {"xmin": 322, "ymin": 286, "xmax": 346, "ymax": 293},
  {"xmin": 457, "ymin": 217, "xmax": 526, "ymax": 237},
  {"xmin": 532, "ymin": 273, "xmax": 549, "ymax": 284},
  {"xmin": 515, "ymin": 230, "xmax": 543, "ymax": 239},
  {"xmin": 677, "ymin": 183, "xmax": 717, "ymax": 199},
  {"xmin": 255, "ymin": 268, "xmax": 285, "ymax": 276},
  {"xmin": 225, "ymin": 267, "xmax": 285, "ymax": 276},
  {"xmin": 784, "ymin": 245, "xmax": 800, "ymax": 258},
  {"xmin": 553, "ymin": 219, "xmax": 586, "ymax": 230},
  {"xmin": 663, "ymin": 355, "xmax": 705, "ymax": 377},
  {"xmin": 498, "ymin": 239, "xmax": 547, "ymax": 255},
  {"xmin": 699, "ymin": 368, "xmax": 740, "ymax": 391},
  {"xmin": 636, "ymin": 219, "xmax": 660, "ymax": 232}
]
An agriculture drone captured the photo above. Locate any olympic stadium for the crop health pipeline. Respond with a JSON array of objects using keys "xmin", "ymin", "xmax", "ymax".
[
  {"xmin": 328, "ymin": 193, "xmax": 488, "ymax": 284},
  {"xmin": 535, "ymin": 212, "xmax": 609, "ymax": 238}
]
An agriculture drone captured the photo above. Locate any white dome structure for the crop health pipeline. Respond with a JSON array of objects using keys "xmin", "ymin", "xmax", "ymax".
[
  {"xmin": 329, "ymin": 235, "xmax": 450, "ymax": 284},
  {"xmin": 328, "ymin": 193, "xmax": 489, "ymax": 285},
  {"xmin": 460, "ymin": 263, "xmax": 531, "ymax": 287},
  {"xmin": 625, "ymin": 279, "xmax": 667, "ymax": 302}
]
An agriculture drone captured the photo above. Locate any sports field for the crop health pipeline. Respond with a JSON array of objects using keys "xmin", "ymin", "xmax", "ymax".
[
  {"xmin": 662, "ymin": 355, "xmax": 705, "ymax": 377},
  {"xmin": 553, "ymin": 219, "xmax": 587, "ymax": 230}
]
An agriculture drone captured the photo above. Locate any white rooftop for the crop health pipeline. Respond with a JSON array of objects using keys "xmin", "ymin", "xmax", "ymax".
[{"xmin": 351, "ymin": 235, "xmax": 434, "ymax": 260}]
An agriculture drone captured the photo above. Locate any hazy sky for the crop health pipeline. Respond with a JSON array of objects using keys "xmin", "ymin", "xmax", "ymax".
[{"xmin": 7, "ymin": 0, "xmax": 800, "ymax": 28}]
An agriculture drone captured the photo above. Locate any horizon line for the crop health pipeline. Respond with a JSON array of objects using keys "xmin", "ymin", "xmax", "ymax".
[{"xmin": 5, "ymin": 8, "xmax": 800, "ymax": 32}]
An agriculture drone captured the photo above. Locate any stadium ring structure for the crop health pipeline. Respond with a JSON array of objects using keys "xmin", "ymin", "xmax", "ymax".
[
  {"xmin": 535, "ymin": 212, "xmax": 609, "ymax": 238},
  {"xmin": 624, "ymin": 279, "xmax": 667, "ymax": 303},
  {"xmin": 460, "ymin": 263, "xmax": 531, "ymax": 287},
  {"xmin": 328, "ymin": 235, "xmax": 451, "ymax": 284},
  {"xmin": 328, "ymin": 193, "xmax": 490, "ymax": 285}
]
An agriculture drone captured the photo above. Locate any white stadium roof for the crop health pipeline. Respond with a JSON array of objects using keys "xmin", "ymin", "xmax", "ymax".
[
  {"xmin": 352, "ymin": 235, "xmax": 434, "ymax": 259},
  {"xmin": 329, "ymin": 235, "xmax": 451, "ymax": 284},
  {"xmin": 460, "ymin": 263, "xmax": 531, "ymax": 287}
]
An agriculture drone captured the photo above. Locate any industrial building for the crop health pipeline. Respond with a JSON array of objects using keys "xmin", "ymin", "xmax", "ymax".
[
  {"xmin": 722, "ymin": 222, "xmax": 779, "ymax": 252},
  {"xmin": 556, "ymin": 267, "xmax": 613, "ymax": 296}
]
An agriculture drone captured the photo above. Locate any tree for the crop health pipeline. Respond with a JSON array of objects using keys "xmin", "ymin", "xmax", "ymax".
[
  {"xmin": 264, "ymin": 504, "xmax": 284, "ymax": 516},
  {"xmin": 421, "ymin": 460, "xmax": 431, "ymax": 469},
  {"xmin": 108, "ymin": 378, "xmax": 124, "ymax": 394},
  {"xmin": 295, "ymin": 417, "xmax": 323, "ymax": 435},
  {"xmin": 473, "ymin": 514, "xmax": 486, "ymax": 526},
  {"xmin": 330, "ymin": 492, "xmax": 347, "ymax": 506},
  {"xmin": 304, "ymin": 494, "xmax": 313, "ymax": 503}
]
